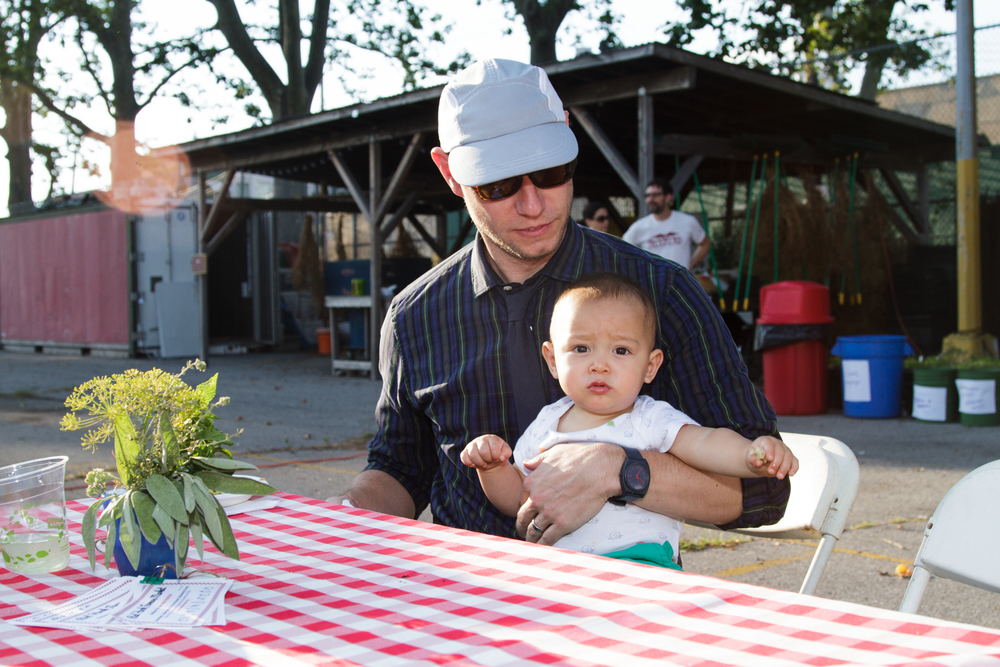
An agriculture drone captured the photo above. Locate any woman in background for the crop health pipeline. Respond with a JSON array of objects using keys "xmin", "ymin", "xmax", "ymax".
[{"xmin": 581, "ymin": 200, "xmax": 612, "ymax": 234}]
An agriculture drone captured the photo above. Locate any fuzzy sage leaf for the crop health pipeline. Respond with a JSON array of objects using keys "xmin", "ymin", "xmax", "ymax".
[{"xmin": 145, "ymin": 473, "xmax": 188, "ymax": 524}]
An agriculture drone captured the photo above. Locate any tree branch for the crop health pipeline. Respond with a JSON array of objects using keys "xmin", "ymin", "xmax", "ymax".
[
  {"xmin": 21, "ymin": 79, "xmax": 111, "ymax": 144},
  {"xmin": 303, "ymin": 0, "xmax": 331, "ymax": 98},
  {"xmin": 206, "ymin": 0, "xmax": 285, "ymax": 113}
]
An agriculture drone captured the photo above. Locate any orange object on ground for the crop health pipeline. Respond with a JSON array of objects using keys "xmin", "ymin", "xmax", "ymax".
[{"xmin": 317, "ymin": 328, "xmax": 331, "ymax": 355}]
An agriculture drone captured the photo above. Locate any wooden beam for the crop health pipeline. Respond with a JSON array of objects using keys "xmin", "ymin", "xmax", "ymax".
[
  {"xmin": 200, "ymin": 168, "xmax": 235, "ymax": 244},
  {"xmin": 204, "ymin": 211, "xmax": 247, "ymax": 256},
  {"xmin": 670, "ymin": 155, "xmax": 704, "ymax": 194},
  {"xmin": 569, "ymin": 107, "xmax": 641, "ymax": 201},
  {"xmin": 328, "ymin": 150, "xmax": 372, "ymax": 221},
  {"xmin": 218, "ymin": 197, "xmax": 359, "ymax": 213},
  {"xmin": 368, "ymin": 137, "xmax": 382, "ymax": 381},
  {"xmin": 406, "ymin": 213, "xmax": 446, "ymax": 258},
  {"xmin": 372, "ymin": 132, "xmax": 425, "ymax": 227},
  {"xmin": 655, "ymin": 135, "xmax": 754, "ymax": 161},
  {"xmin": 379, "ymin": 191, "xmax": 420, "ymax": 244},
  {"xmin": 879, "ymin": 168, "xmax": 927, "ymax": 239},
  {"xmin": 855, "ymin": 171, "xmax": 920, "ymax": 245},
  {"xmin": 560, "ymin": 67, "xmax": 695, "ymax": 107},
  {"xmin": 637, "ymin": 92, "xmax": 654, "ymax": 205}
]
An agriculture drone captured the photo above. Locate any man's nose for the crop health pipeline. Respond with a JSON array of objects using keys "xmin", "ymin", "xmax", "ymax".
[{"xmin": 514, "ymin": 176, "xmax": 545, "ymax": 215}]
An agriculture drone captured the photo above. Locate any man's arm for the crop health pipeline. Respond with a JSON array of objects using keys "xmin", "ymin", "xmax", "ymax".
[
  {"xmin": 517, "ymin": 444, "xmax": 742, "ymax": 545},
  {"xmin": 327, "ymin": 470, "xmax": 417, "ymax": 518},
  {"xmin": 689, "ymin": 236, "xmax": 712, "ymax": 269}
]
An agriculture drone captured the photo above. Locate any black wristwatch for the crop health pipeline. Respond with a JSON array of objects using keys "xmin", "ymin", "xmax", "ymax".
[{"xmin": 608, "ymin": 446, "xmax": 650, "ymax": 506}]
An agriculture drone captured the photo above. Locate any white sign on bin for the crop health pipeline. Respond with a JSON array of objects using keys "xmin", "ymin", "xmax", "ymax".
[
  {"xmin": 913, "ymin": 385, "xmax": 948, "ymax": 421},
  {"xmin": 956, "ymin": 379, "xmax": 997, "ymax": 415},
  {"xmin": 842, "ymin": 360, "xmax": 872, "ymax": 403}
]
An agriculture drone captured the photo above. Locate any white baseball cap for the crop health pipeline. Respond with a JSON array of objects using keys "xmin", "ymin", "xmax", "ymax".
[{"xmin": 438, "ymin": 59, "xmax": 579, "ymax": 187}]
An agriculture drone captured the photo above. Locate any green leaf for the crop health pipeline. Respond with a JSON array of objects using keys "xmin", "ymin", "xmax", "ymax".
[
  {"xmin": 191, "ymin": 457, "xmax": 258, "ymax": 472},
  {"xmin": 119, "ymin": 495, "xmax": 141, "ymax": 569},
  {"xmin": 145, "ymin": 474, "xmax": 188, "ymax": 524},
  {"xmin": 180, "ymin": 473, "xmax": 197, "ymax": 514},
  {"xmin": 81, "ymin": 501, "xmax": 101, "ymax": 571},
  {"xmin": 113, "ymin": 414, "xmax": 140, "ymax": 486},
  {"xmin": 214, "ymin": 502, "xmax": 240, "ymax": 561},
  {"xmin": 105, "ymin": 517, "xmax": 117, "ymax": 569},
  {"xmin": 159, "ymin": 413, "xmax": 180, "ymax": 472},
  {"xmin": 195, "ymin": 471, "xmax": 275, "ymax": 496},
  {"xmin": 192, "ymin": 482, "xmax": 223, "ymax": 548},
  {"xmin": 151, "ymin": 505, "xmax": 175, "ymax": 549},
  {"xmin": 190, "ymin": 517, "xmax": 204, "ymax": 562},
  {"xmin": 195, "ymin": 373, "xmax": 218, "ymax": 405},
  {"xmin": 130, "ymin": 491, "xmax": 162, "ymax": 545},
  {"xmin": 174, "ymin": 521, "xmax": 190, "ymax": 574},
  {"xmin": 99, "ymin": 494, "xmax": 125, "ymax": 528}
]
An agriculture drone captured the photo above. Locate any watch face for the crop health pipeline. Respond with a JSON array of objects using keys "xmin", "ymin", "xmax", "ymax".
[{"xmin": 624, "ymin": 461, "xmax": 649, "ymax": 493}]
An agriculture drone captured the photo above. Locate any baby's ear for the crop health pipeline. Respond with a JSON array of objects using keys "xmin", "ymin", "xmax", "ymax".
[
  {"xmin": 645, "ymin": 348, "xmax": 664, "ymax": 383},
  {"xmin": 541, "ymin": 341, "xmax": 559, "ymax": 378}
]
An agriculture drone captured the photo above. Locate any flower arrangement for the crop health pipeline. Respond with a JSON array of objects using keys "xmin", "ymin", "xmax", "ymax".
[{"xmin": 61, "ymin": 360, "xmax": 275, "ymax": 575}]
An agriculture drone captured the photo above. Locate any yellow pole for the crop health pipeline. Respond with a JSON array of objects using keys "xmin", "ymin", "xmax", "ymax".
[{"xmin": 943, "ymin": 0, "xmax": 996, "ymax": 360}]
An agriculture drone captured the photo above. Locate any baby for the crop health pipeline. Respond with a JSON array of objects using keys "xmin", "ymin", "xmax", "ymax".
[{"xmin": 461, "ymin": 272, "xmax": 797, "ymax": 569}]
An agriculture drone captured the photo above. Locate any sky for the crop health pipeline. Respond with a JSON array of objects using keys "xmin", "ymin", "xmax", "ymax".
[{"xmin": 1, "ymin": 0, "xmax": 999, "ymax": 217}]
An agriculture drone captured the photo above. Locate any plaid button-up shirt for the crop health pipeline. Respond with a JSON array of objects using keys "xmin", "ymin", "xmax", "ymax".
[{"xmin": 367, "ymin": 220, "xmax": 787, "ymax": 538}]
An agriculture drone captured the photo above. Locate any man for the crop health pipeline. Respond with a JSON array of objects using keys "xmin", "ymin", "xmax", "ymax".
[
  {"xmin": 328, "ymin": 58, "xmax": 787, "ymax": 545},
  {"xmin": 623, "ymin": 180, "xmax": 712, "ymax": 271}
]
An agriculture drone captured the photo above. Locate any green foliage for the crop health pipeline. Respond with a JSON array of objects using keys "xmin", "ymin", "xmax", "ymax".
[
  {"xmin": 63, "ymin": 360, "xmax": 276, "ymax": 573},
  {"xmin": 663, "ymin": 0, "xmax": 948, "ymax": 98}
]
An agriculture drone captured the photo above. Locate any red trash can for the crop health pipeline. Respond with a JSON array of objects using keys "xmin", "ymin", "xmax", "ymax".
[{"xmin": 757, "ymin": 281, "xmax": 834, "ymax": 415}]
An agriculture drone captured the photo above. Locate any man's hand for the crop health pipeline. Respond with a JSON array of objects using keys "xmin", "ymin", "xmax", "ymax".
[
  {"xmin": 516, "ymin": 443, "xmax": 624, "ymax": 545},
  {"xmin": 461, "ymin": 435, "xmax": 513, "ymax": 471}
]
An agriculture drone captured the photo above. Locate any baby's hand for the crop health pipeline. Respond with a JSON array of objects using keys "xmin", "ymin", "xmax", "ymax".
[
  {"xmin": 746, "ymin": 436, "xmax": 799, "ymax": 479},
  {"xmin": 460, "ymin": 435, "xmax": 513, "ymax": 471}
]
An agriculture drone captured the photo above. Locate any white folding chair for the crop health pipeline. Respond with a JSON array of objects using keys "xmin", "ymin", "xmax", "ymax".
[
  {"xmin": 688, "ymin": 432, "xmax": 860, "ymax": 595},
  {"xmin": 898, "ymin": 460, "xmax": 1000, "ymax": 615}
]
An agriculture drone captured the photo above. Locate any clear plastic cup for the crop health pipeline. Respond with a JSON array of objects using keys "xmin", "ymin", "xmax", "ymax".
[{"xmin": 0, "ymin": 456, "xmax": 70, "ymax": 573}]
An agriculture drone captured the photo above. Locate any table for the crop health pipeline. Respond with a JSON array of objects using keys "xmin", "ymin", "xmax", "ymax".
[
  {"xmin": 3, "ymin": 493, "xmax": 1000, "ymax": 667},
  {"xmin": 325, "ymin": 295, "xmax": 375, "ymax": 377}
]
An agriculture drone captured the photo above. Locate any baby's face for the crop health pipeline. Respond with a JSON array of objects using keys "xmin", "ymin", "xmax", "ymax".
[{"xmin": 542, "ymin": 294, "xmax": 662, "ymax": 418}]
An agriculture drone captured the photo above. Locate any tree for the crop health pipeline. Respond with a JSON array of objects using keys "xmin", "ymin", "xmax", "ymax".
[
  {"xmin": 495, "ymin": 0, "xmax": 620, "ymax": 65},
  {"xmin": 664, "ymin": 0, "xmax": 951, "ymax": 100},
  {"xmin": 15, "ymin": 0, "xmax": 220, "ymax": 212},
  {"xmin": 0, "ymin": 0, "xmax": 67, "ymax": 213},
  {"xmin": 207, "ymin": 0, "xmax": 466, "ymax": 124}
]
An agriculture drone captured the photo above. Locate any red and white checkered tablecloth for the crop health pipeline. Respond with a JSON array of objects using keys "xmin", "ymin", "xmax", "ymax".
[{"xmin": 2, "ymin": 493, "xmax": 999, "ymax": 667}]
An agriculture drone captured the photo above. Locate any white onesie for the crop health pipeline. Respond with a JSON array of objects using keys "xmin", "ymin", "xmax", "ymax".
[{"xmin": 512, "ymin": 395, "xmax": 696, "ymax": 559}]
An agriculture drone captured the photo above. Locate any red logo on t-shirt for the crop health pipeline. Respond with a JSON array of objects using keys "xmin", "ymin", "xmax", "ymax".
[{"xmin": 645, "ymin": 233, "xmax": 682, "ymax": 248}]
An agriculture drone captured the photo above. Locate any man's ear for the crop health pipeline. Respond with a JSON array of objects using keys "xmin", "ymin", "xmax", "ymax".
[
  {"xmin": 644, "ymin": 349, "xmax": 664, "ymax": 384},
  {"xmin": 541, "ymin": 341, "xmax": 559, "ymax": 379},
  {"xmin": 430, "ymin": 147, "xmax": 464, "ymax": 197}
]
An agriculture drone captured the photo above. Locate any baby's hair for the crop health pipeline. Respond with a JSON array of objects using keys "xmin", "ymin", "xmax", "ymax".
[{"xmin": 552, "ymin": 272, "xmax": 657, "ymax": 343}]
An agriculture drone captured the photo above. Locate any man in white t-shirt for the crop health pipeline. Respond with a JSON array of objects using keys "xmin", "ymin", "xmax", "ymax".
[{"xmin": 622, "ymin": 179, "xmax": 712, "ymax": 271}]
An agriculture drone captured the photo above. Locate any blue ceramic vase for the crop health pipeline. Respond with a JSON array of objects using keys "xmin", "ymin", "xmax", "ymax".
[{"xmin": 112, "ymin": 519, "xmax": 178, "ymax": 579}]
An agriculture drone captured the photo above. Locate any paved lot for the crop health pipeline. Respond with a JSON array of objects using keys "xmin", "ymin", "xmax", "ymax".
[{"xmin": 1, "ymin": 349, "xmax": 998, "ymax": 630}]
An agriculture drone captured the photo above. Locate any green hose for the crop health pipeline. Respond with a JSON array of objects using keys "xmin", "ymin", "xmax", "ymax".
[
  {"xmin": 743, "ymin": 154, "xmax": 769, "ymax": 311},
  {"xmin": 733, "ymin": 155, "xmax": 759, "ymax": 312}
]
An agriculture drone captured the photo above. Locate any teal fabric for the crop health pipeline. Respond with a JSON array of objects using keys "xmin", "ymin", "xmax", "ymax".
[{"xmin": 603, "ymin": 542, "xmax": 683, "ymax": 571}]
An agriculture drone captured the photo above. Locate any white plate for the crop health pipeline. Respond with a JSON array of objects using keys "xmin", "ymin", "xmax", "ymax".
[{"xmin": 215, "ymin": 475, "xmax": 265, "ymax": 508}]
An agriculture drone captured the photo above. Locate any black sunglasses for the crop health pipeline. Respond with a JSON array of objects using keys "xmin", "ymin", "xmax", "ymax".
[
  {"xmin": 471, "ymin": 159, "xmax": 577, "ymax": 202},
  {"xmin": 592, "ymin": 215, "xmax": 609, "ymax": 222}
]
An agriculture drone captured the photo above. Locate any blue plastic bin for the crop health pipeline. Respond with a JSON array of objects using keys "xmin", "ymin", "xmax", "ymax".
[{"xmin": 831, "ymin": 335, "xmax": 914, "ymax": 418}]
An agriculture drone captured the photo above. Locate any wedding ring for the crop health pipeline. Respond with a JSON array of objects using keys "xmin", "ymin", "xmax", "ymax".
[{"xmin": 530, "ymin": 519, "xmax": 544, "ymax": 533}]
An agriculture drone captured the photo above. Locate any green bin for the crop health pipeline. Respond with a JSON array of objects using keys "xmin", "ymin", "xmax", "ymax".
[
  {"xmin": 912, "ymin": 367, "xmax": 958, "ymax": 423},
  {"xmin": 956, "ymin": 368, "xmax": 1000, "ymax": 427}
]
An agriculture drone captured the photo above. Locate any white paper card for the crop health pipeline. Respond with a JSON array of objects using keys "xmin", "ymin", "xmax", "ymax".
[
  {"xmin": 956, "ymin": 379, "xmax": 997, "ymax": 415},
  {"xmin": 842, "ymin": 360, "xmax": 872, "ymax": 403},
  {"xmin": 9, "ymin": 577, "xmax": 232, "ymax": 632},
  {"xmin": 913, "ymin": 385, "xmax": 948, "ymax": 421}
]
